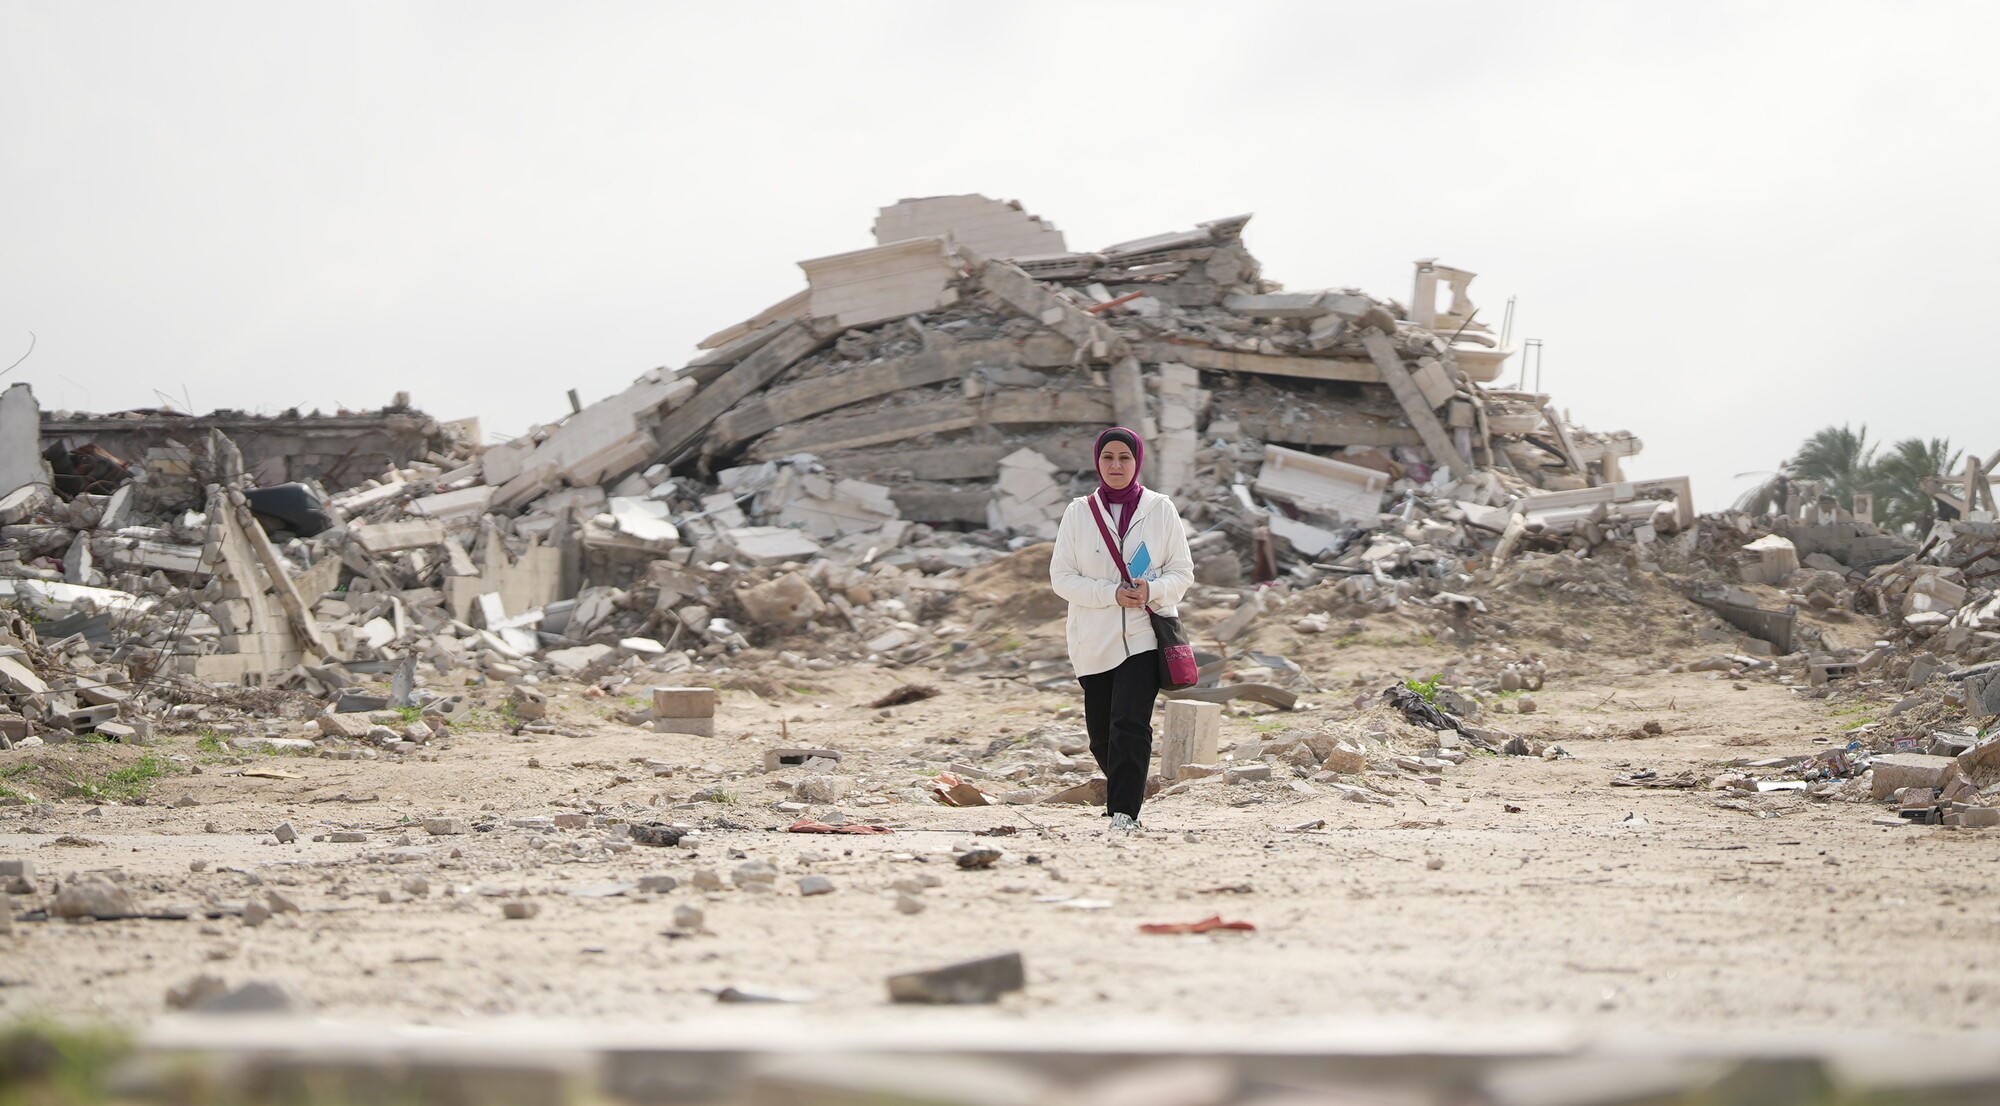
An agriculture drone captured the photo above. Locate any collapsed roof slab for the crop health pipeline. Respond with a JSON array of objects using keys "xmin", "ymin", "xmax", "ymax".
[
  {"xmin": 747, "ymin": 388, "xmax": 1115, "ymax": 460},
  {"xmin": 705, "ymin": 339, "xmax": 1026, "ymax": 456}
]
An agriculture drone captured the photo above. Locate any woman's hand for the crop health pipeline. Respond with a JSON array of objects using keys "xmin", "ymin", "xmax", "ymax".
[{"xmin": 1116, "ymin": 582, "xmax": 1150, "ymax": 609}]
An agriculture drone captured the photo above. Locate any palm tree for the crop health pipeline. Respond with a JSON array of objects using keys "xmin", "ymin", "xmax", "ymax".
[
  {"xmin": 1868, "ymin": 437, "xmax": 1962, "ymax": 534},
  {"xmin": 1785, "ymin": 424, "xmax": 1876, "ymax": 509}
]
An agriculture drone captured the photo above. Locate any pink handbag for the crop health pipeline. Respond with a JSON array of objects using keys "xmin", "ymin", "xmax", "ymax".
[{"xmin": 1086, "ymin": 495, "xmax": 1199, "ymax": 690}]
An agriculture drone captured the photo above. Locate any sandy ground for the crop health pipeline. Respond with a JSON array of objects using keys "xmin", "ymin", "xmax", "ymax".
[{"xmin": 2, "ymin": 572, "xmax": 1995, "ymax": 1038}]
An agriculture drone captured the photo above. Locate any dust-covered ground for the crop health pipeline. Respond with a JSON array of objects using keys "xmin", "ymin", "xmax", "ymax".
[{"xmin": 2, "ymin": 560, "xmax": 1994, "ymax": 1036}]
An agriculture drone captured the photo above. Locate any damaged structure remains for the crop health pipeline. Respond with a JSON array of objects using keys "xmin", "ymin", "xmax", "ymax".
[{"xmin": 5, "ymin": 195, "xmax": 1998, "ymax": 833}]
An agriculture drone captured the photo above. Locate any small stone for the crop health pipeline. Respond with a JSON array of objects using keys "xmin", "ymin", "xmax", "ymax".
[
  {"xmin": 401, "ymin": 875, "xmax": 430, "ymax": 897},
  {"xmin": 376, "ymin": 889, "xmax": 394, "ymax": 903},
  {"xmin": 797, "ymin": 876, "xmax": 835, "ymax": 896},
  {"xmin": 192, "ymin": 981, "xmax": 300, "ymax": 1015},
  {"xmin": 265, "ymin": 891, "xmax": 300, "ymax": 914},
  {"xmin": 273, "ymin": 822, "xmax": 297, "ymax": 844},
  {"xmin": 692, "ymin": 869, "xmax": 724, "ymax": 892},
  {"xmin": 895, "ymin": 893, "xmax": 925, "ymax": 915},
  {"xmin": 242, "ymin": 900, "xmax": 271, "ymax": 927},
  {"xmin": 956, "ymin": 848, "xmax": 1003, "ymax": 870},
  {"xmin": 52, "ymin": 877, "xmax": 132, "ymax": 919},
  {"xmin": 637, "ymin": 875, "xmax": 677, "ymax": 893},
  {"xmin": 330, "ymin": 832, "xmax": 367, "ymax": 843},
  {"xmin": 1516, "ymin": 697, "xmax": 1538, "ymax": 714},
  {"xmin": 794, "ymin": 774, "xmax": 852, "ymax": 804},
  {"xmin": 730, "ymin": 862, "xmax": 779, "ymax": 889},
  {"xmin": 887, "ymin": 951, "xmax": 1026, "ymax": 1005},
  {"xmin": 422, "ymin": 817, "xmax": 468, "ymax": 836},
  {"xmin": 502, "ymin": 900, "xmax": 539, "ymax": 920},
  {"xmin": 165, "ymin": 974, "xmax": 229, "ymax": 1010},
  {"xmin": 1425, "ymin": 857, "xmax": 1445, "ymax": 870},
  {"xmin": 1224, "ymin": 764, "xmax": 1272, "ymax": 784},
  {"xmin": 672, "ymin": 904, "xmax": 704, "ymax": 931}
]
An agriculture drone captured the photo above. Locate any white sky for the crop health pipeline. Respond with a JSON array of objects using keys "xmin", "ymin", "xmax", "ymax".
[{"xmin": 4, "ymin": 1, "xmax": 1995, "ymax": 508}]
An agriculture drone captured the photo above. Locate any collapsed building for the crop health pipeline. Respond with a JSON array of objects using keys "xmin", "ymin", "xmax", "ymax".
[{"xmin": 5, "ymin": 195, "xmax": 1687, "ymax": 729}]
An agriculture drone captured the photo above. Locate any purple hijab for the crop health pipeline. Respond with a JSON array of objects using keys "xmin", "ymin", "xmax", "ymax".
[{"xmin": 1093, "ymin": 427, "xmax": 1145, "ymax": 539}]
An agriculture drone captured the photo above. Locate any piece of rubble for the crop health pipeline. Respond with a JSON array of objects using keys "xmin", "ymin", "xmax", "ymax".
[
  {"xmin": 52, "ymin": 876, "xmax": 133, "ymax": 919},
  {"xmin": 650, "ymin": 686, "xmax": 718, "ymax": 737},
  {"xmin": 887, "ymin": 951, "xmax": 1026, "ymax": 1004},
  {"xmin": 1871, "ymin": 754, "xmax": 1959, "ymax": 800}
]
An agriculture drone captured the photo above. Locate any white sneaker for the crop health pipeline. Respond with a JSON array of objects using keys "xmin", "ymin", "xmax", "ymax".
[{"xmin": 1107, "ymin": 813, "xmax": 1141, "ymax": 833}]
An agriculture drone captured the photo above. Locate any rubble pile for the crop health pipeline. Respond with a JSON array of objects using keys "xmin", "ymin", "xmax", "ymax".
[
  {"xmin": 1, "ymin": 196, "xmax": 1700, "ymax": 740},
  {"xmin": 13, "ymin": 192, "xmax": 1989, "ymax": 789}
]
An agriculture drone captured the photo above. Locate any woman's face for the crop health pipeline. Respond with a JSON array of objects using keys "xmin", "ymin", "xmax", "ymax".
[{"xmin": 1099, "ymin": 441, "xmax": 1136, "ymax": 490}]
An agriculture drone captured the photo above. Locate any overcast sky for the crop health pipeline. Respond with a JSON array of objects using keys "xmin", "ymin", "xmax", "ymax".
[{"xmin": 4, "ymin": 1, "xmax": 1995, "ymax": 508}]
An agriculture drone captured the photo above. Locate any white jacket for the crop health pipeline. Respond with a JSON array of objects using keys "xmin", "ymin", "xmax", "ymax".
[{"xmin": 1049, "ymin": 488, "xmax": 1196, "ymax": 678}]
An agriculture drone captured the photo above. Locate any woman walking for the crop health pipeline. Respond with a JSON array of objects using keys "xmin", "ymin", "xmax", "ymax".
[{"xmin": 1049, "ymin": 427, "xmax": 1196, "ymax": 832}]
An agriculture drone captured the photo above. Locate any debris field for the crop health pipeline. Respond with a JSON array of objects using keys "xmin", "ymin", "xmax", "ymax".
[{"xmin": 2, "ymin": 196, "xmax": 1998, "ymax": 1042}]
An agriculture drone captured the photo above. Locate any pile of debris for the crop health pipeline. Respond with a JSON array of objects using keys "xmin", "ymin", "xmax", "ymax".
[{"xmin": 3, "ymin": 194, "xmax": 1706, "ymax": 744}]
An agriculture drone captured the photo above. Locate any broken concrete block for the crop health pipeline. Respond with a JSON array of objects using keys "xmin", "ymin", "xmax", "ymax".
[
  {"xmin": 509, "ymin": 686, "xmax": 549, "ymax": 721},
  {"xmin": 353, "ymin": 519, "xmax": 447, "ymax": 554},
  {"xmin": 738, "ymin": 573, "xmax": 826, "ymax": 627},
  {"xmin": 0, "ymin": 383, "xmax": 49, "ymax": 499},
  {"xmin": 1254, "ymin": 444, "xmax": 1388, "ymax": 525},
  {"xmin": 1159, "ymin": 701, "xmax": 1221, "ymax": 779},
  {"xmin": 544, "ymin": 643, "xmax": 615, "ymax": 675},
  {"xmin": 1870, "ymin": 753, "xmax": 1959, "ymax": 800},
  {"xmin": 799, "ymin": 236, "xmax": 960, "ymax": 330},
  {"xmin": 886, "ymin": 951, "xmax": 1025, "ymax": 1004},
  {"xmin": 652, "ymin": 687, "xmax": 718, "ymax": 718},
  {"xmin": 724, "ymin": 526, "xmax": 823, "ymax": 567},
  {"xmin": 52, "ymin": 876, "xmax": 133, "ymax": 919},
  {"xmin": 315, "ymin": 711, "xmax": 375, "ymax": 740},
  {"xmin": 0, "ymin": 858, "xmax": 34, "ymax": 894},
  {"xmin": 794, "ymin": 775, "xmax": 852, "ymax": 804},
  {"xmin": 764, "ymin": 747, "xmax": 842, "ymax": 771},
  {"xmin": 651, "ymin": 686, "xmax": 718, "ymax": 737}
]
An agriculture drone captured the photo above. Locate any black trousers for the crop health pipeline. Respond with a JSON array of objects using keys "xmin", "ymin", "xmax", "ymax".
[{"xmin": 1078, "ymin": 650, "xmax": 1160, "ymax": 819}]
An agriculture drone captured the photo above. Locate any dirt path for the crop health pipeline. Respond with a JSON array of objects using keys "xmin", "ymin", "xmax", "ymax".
[{"xmin": 3, "ymin": 621, "xmax": 1992, "ymax": 1035}]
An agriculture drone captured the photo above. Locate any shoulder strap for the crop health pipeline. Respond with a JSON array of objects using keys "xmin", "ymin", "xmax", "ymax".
[{"xmin": 1084, "ymin": 495, "xmax": 1134, "ymax": 587}]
